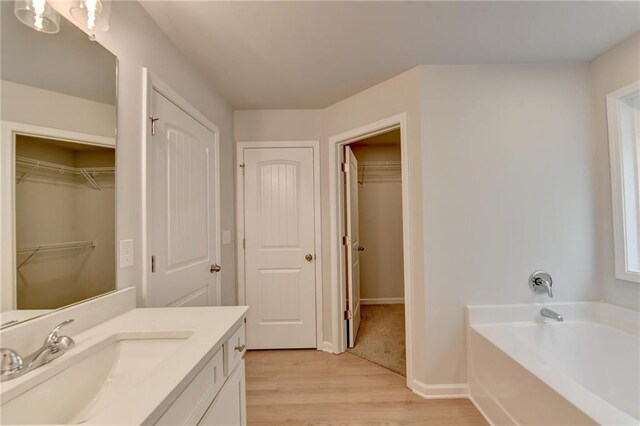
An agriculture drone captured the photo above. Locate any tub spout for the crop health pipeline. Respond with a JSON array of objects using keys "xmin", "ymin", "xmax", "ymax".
[{"xmin": 540, "ymin": 308, "xmax": 563, "ymax": 322}]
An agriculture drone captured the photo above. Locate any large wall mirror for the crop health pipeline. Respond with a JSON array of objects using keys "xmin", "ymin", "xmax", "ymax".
[{"xmin": 0, "ymin": 0, "xmax": 117, "ymax": 328}]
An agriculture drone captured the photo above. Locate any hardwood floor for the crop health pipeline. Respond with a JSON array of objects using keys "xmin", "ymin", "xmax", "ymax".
[{"xmin": 245, "ymin": 349, "xmax": 488, "ymax": 425}]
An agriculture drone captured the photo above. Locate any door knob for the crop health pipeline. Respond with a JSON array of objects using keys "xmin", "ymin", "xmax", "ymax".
[
  {"xmin": 210, "ymin": 264, "xmax": 221, "ymax": 273},
  {"xmin": 305, "ymin": 254, "xmax": 314, "ymax": 262},
  {"xmin": 357, "ymin": 246, "xmax": 365, "ymax": 252}
]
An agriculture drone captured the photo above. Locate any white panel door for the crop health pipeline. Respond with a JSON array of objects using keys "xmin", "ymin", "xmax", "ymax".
[
  {"xmin": 345, "ymin": 146, "xmax": 361, "ymax": 348},
  {"xmin": 243, "ymin": 147, "xmax": 317, "ymax": 349},
  {"xmin": 147, "ymin": 88, "xmax": 220, "ymax": 307}
]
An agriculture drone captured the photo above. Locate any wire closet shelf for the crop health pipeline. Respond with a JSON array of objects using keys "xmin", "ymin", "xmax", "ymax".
[
  {"xmin": 357, "ymin": 160, "xmax": 401, "ymax": 184},
  {"xmin": 16, "ymin": 240, "xmax": 97, "ymax": 270},
  {"xmin": 15, "ymin": 156, "xmax": 115, "ymax": 190}
]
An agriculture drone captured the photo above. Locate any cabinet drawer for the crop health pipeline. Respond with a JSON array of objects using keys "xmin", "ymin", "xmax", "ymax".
[
  {"xmin": 157, "ymin": 348, "xmax": 225, "ymax": 426},
  {"xmin": 224, "ymin": 322, "xmax": 246, "ymax": 377}
]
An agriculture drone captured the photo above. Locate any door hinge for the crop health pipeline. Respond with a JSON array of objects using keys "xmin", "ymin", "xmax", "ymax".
[
  {"xmin": 151, "ymin": 255, "xmax": 156, "ymax": 273},
  {"xmin": 148, "ymin": 115, "xmax": 159, "ymax": 136},
  {"xmin": 341, "ymin": 162, "xmax": 349, "ymax": 173},
  {"xmin": 342, "ymin": 235, "xmax": 351, "ymax": 246},
  {"xmin": 243, "ymin": 238, "xmax": 245, "ymax": 249},
  {"xmin": 239, "ymin": 164, "xmax": 245, "ymax": 175},
  {"xmin": 344, "ymin": 310, "xmax": 352, "ymax": 320}
]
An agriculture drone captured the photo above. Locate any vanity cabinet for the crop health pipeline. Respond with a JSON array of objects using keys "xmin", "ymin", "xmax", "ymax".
[
  {"xmin": 199, "ymin": 361, "xmax": 246, "ymax": 425},
  {"xmin": 157, "ymin": 319, "xmax": 247, "ymax": 426}
]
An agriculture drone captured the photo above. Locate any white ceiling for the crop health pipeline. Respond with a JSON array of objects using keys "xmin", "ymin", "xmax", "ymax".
[
  {"xmin": 1, "ymin": 1, "xmax": 117, "ymax": 105},
  {"xmin": 142, "ymin": 1, "xmax": 640, "ymax": 109}
]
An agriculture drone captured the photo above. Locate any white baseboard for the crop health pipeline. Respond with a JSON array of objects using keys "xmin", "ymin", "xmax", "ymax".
[
  {"xmin": 411, "ymin": 379, "xmax": 469, "ymax": 399},
  {"xmin": 319, "ymin": 340, "xmax": 337, "ymax": 354},
  {"xmin": 468, "ymin": 395, "xmax": 498, "ymax": 426},
  {"xmin": 361, "ymin": 297, "xmax": 405, "ymax": 305}
]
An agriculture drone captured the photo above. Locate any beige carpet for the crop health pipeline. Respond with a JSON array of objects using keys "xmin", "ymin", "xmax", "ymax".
[{"xmin": 347, "ymin": 303, "xmax": 406, "ymax": 376}]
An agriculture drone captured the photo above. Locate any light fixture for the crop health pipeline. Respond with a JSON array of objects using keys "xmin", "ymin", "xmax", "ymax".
[
  {"xmin": 70, "ymin": 0, "xmax": 110, "ymax": 39},
  {"xmin": 14, "ymin": 0, "xmax": 60, "ymax": 34}
]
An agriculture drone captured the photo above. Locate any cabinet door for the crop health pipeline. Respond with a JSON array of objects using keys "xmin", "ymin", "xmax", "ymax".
[{"xmin": 199, "ymin": 360, "xmax": 246, "ymax": 426}]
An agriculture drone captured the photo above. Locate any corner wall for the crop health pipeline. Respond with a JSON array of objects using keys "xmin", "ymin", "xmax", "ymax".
[
  {"xmin": 590, "ymin": 33, "xmax": 640, "ymax": 311},
  {"xmin": 419, "ymin": 64, "xmax": 597, "ymax": 384}
]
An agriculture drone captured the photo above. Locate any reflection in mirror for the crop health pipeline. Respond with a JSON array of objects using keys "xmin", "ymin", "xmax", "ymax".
[
  {"xmin": 1, "ymin": 1, "xmax": 117, "ymax": 328},
  {"xmin": 15, "ymin": 136, "xmax": 116, "ymax": 309}
]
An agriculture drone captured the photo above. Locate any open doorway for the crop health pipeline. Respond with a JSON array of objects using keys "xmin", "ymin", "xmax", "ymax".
[{"xmin": 343, "ymin": 129, "xmax": 406, "ymax": 376}]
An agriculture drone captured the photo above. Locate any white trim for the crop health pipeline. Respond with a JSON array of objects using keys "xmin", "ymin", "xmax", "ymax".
[
  {"xmin": 360, "ymin": 298, "xmax": 405, "ymax": 305},
  {"xmin": 142, "ymin": 69, "xmax": 222, "ymax": 306},
  {"xmin": 606, "ymin": 80, "xmax": 640, "ymax": 284},
  {"xmin": 468, "ymin": 395, "xmax": 497, "ymax": 426},
  {"xmin": 411, "ymin": 380, "xmax": 469, "ymax": 399},
  {"xmin": 0, "ymin": 121, "xmax": 116, "ymax": 312},
  {"xmin": 319, "ymin": 340, "xmax": 335, "ymax": 354},
  {"xmin": 328, "ymin": 113, "xmax": 415, "ymax": 389},
  {"xmin": 235, "ymin": 140, "xmax": 323, "ymax": 349}
]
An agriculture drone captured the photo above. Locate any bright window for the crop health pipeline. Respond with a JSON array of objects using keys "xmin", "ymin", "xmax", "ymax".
[{"xmin": 607, "ymin": 81, "xmax": 640, "ymax": 283}]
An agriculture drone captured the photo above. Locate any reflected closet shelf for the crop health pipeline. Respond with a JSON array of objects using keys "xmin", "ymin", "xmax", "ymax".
[
  {"xmin": 16, "ymin": 240, "xmax": 97, "ymax": 269},
  {"xmin": 15, "ymin": 156, "xmax": 115, "ymax": 190}
]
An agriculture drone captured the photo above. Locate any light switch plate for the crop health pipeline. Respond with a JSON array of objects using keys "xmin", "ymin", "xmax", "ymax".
[
  {"xmin": 222, "ymin": 230, "xmax": 231, "ymax": 245},
  {"xmin": 119, "ymin": 239, "xmax": 134, "ymax": 268}
]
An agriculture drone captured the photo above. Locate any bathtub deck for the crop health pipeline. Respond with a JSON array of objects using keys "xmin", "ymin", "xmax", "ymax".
[{"xmin": 245, "ymin": 349, "xmax": 487, "ymax": 425}]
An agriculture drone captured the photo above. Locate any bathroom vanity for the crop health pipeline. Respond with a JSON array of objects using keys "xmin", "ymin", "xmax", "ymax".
[{"xmin": 0, "ymin": 298, "xmax": 249, "ymax": 425}]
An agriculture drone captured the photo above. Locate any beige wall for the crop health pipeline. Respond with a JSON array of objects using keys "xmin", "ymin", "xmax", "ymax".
[
  {"xmin": 234, "ymin": 110, "xmax": 322, "ymax": 141},
  {"xmin": 1, "ymin": 80, "xmax": 116, "ymax": 138},
  {"xmin": 590, "ymin": 33, "xmax": 640, "ymax": 311},
  {"xmin": 350, "ymin": 143, "xmax": 404, "ymax": 301}
]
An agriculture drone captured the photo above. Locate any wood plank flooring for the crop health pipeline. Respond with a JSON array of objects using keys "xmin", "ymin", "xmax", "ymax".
[{"xmin": 245, "ymin": 349, "xmax": 488, "ymax": 425}]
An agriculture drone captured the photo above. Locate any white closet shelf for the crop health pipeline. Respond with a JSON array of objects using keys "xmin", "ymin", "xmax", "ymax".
[
  {"xmin": 15, "ymin": 156, "xmax": 115, "ymax": 190},
  {"xmin": 16, "ymin": 240, "xmax": 97, "ymax": 269}
]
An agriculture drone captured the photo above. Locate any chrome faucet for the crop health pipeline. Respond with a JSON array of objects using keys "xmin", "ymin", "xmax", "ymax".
[
  {"xmin": 529, "ymin": 271, "xmax": 564, "ymax": 322},
  {"xmin": 540, "ymin": 308, "xmax": 564, "ymax": 322},
  {"xmin": 0, "ymin": 319, "xmax": 75, "ymax": 382},
  {"xmin": 529, "ymin": 271, "xmax": 553, "ymax": 297}
]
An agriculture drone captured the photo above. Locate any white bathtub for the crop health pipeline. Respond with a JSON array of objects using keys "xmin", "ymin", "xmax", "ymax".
[{"xmin": 467, "ymin": 302, "xmax": 639, "ymax": 425}]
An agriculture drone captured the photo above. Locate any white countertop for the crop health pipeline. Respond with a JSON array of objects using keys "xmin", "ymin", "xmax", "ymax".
[{"xmin": 0, "ymin": 306, "xmax": 249, "ymax": 425}]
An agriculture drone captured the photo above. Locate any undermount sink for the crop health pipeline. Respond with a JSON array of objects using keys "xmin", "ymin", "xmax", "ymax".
[{"xmin": 1, "ymin": 332, "xmax": 191, "ymax": 425}]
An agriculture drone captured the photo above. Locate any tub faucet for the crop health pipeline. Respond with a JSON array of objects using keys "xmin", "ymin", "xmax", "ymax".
[
  {"xmin": 540, "ymin": 308, "xmax": 564, "ymax": 322},
  {"xmin": 0, "ymin": 319, "xmax": 75, "ymax": 382},
  {"xmin": 529, "ymin": 271, "xmax": 553, "ymax": 298}
]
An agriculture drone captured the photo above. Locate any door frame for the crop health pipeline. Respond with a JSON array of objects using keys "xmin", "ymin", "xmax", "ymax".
[
  {"xmin": 236, "ymin": 140, "xmax": 323, "ymax": 349},
  {"xmin": 328, "ymin": 113, "xmax": 413, "ymax": 386},
  {"xmin": 142, "ymin": 69, "xmax": 222, "ymax": 307}
]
